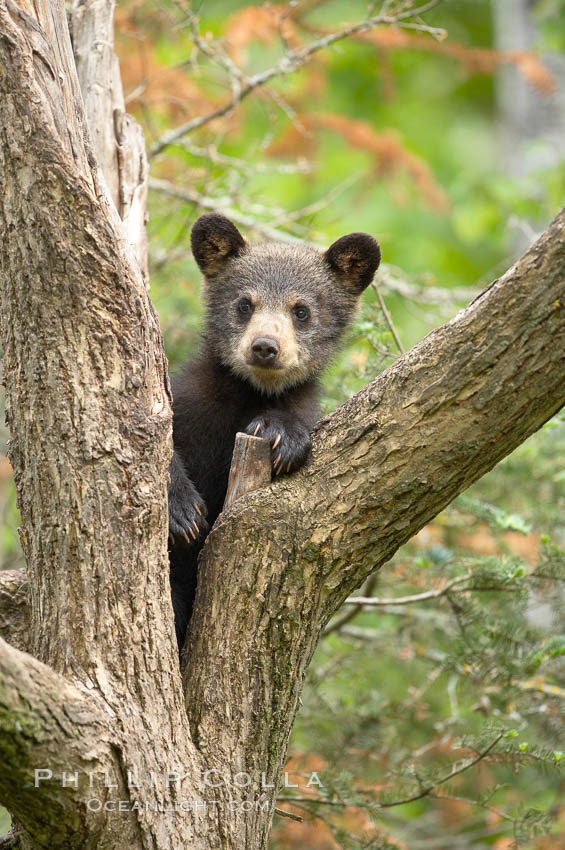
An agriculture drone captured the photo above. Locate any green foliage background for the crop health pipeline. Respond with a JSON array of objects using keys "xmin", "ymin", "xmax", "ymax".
[{"xmin": 1, "ymin": 0, "xmax": 564, "ymax": 846}]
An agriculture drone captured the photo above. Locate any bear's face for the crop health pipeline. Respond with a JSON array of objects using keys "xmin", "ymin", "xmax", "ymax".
[{"xmin": 191, "ymin": 214, "xmax": 381, "ymax": 395}]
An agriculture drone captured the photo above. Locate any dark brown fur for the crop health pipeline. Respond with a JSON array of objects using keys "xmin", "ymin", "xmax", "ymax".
[{"xmin": 169, "ymin": 214, "xmax": 380, "ymax": 649}]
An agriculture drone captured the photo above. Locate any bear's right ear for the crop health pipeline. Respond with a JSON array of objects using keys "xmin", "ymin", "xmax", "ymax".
[{"xmin": 191, "ymin": 214, "xmax": 246, "ymax": 276}]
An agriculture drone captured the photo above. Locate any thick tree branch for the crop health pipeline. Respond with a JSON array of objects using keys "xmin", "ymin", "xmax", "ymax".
[
  {"xmin": 0, "ymin": 433, "xmax": 273, "ymax": 652},
  {"xmin": 0, "ymin": 0, "xmax": 172, "ymax": 677},
  {"xmin": 0, "ymin": 637, "xmax": 134, "ymax": 849}
]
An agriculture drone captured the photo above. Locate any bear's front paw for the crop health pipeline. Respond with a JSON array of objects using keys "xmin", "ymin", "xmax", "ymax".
[
  {"xmin": 168, "ymin": 485, "xmax": 209, "ymax": 548},
  {"xmin": 246, "ymin": 416, "xmax": 312, "ymax": 477}
]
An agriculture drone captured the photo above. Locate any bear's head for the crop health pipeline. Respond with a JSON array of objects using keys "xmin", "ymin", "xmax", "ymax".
[{"xmin": 191, "ymin": 213, "xmax": 381, "ymax": 395}]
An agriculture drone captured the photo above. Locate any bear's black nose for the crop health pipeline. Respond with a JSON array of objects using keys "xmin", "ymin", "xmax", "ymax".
[{"xmin": 251, "ymin": 337, "xmax": 280, "ymax": 365}]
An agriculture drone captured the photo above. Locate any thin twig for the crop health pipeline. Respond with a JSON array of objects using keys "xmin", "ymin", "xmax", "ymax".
[
  {"xmin": 372, "ymin": 281, "xmax": 405, "ymax": 353},
  {"xmin": 379, "ymin": 263, "xmax": 481, "ymax": 304},
  {"xmin": 148, "ymin": 1, "xmax": 442, "ymax": 158},
  {"xmin": 186, "ymin": 15, "xmax": 246, "ymax": 83},
  {"xmin": 178, "ymin": 142, "xmax": 313, "ymax": 174},
  {"xmin": 267, "ymin": 174, "xmax": 360, "ymax": 227},
  {"xmin": 148, "ymin": 178, "xmax": 304, "ymax": 244},
  {"xmin": 280, "ymin": 732, "xmax": 505, "ymax": 811},
  {"xmin": 186, "ymin": 14, "xmax": 300, "ymax": 123},
  {"xmin": 148, "ymin": 176, "xmax": 359, "ymax": 244},
  {"xmin": 427, "ymin": 791, "xmax": 515, "ymax": 823},
  {"xmin": 344, "ymin": 572, "xmax": 471, "ymax": 606},
  {"xmin": 274, "ymin": 807, "xmax": 303, "ymax": 822},
  {"xmin": 514, "ymin": 679, "xmax": 565, "ymax": 698},
  {"xmin": 398, "ymin": 20, "xmax": 447, "ymax": 37}
]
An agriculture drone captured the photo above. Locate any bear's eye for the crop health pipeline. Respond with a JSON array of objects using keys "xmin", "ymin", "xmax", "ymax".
[
  {"xmin": 237, "ymin": 298, "xmax": 253, "ymax": 316},
  {"xmin": 293, "ymin": 305, "xmax": 310, "ymax": 322}
]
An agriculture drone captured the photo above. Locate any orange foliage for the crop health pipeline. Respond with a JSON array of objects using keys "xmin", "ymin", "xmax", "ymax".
[
  {"xmin": 0, "ymin": 455, "xmax": 12, "ymax": 481},
  {"xmin": 272, "ymin": 806, "xmax": 409, "ymax": 850},
  {"xmin": 285, "ymin": 752, "xmax": 328, "ymax": 775},
  {"xmin": 224, "ymin": 8, "xmax": 554, "ymax": 95},
  {"xmin": 436, "ymin": 796, "xmax": 473, "ymax": 828},
  {"xmin": 456, "ymin": 524, "xmax": 540, "ymax": 564},
  {"xmin": 268, "ymin": 114, "xmax": 449, "ymax": 212},
  {"xmin": 273, "ymin": 754, "xmax": 414, "ymax": 849},
  {"xmin": 271, "ymin": 816, "xmax": 340, "ymax": 850},
  {"xmin": 359, "ymin": 29, "xmax": 556, "ymax": 95},
  {"xmin": 114, "ymin": 8, "xmax": 227, "ymax": 128},
  {"xmin": 313, "ymin": 114, "xmax": 450, "ymax": 212},
  {"xmin": 510, "ymin": 51, "xmax": 557, "ymax": 96},
  {"xmin": 224, "ymin": 5, "xmax": 302, "ymax": 66},
  {"xmin": 224, "ymin": 5, "xmax": 555, "ymax": 97},
  {"xmin": 267, "ymin": 123, "xmax": 318, "ymax": 159},
  {"xmin": 413, "ymin": 521, "xmax": 540, "ymax": 565},
  {"xmin": 300, "ymin": 58, "xmax": 329, "ymax": 101}
]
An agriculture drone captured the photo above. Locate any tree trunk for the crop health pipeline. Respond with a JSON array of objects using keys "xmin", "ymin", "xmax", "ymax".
[
  {"xmin": 1, "ymin": 0, "xmax": 564, "ymax": 847},
  {"xmin": 0, "ymin": 0, "xmax": 201, "ymax": 847}
]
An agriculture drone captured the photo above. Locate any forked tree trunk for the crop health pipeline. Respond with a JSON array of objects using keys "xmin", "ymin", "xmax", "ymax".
[{"xmin": 0, "ymin": 0, "xmax": 564, "ymax": 848}]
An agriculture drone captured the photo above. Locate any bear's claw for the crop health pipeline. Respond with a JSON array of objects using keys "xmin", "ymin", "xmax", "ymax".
[
  {"xmin": 245, "ymin": 414, "xmax": 312, "ymax": 479},
  {"xmin": 168, "ymin": 472, "xmax": 209, "ymax": 549}
]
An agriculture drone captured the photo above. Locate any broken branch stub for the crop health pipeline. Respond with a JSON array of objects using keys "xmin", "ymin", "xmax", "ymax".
[{"xmin": 223, "ymin": 433, "xmax": 272, "ymax": 509}]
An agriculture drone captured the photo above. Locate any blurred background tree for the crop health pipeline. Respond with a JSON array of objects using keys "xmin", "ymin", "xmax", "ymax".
[{"xmin": 1, "ymin": 0, "xmax": 564, "ymax": 846}]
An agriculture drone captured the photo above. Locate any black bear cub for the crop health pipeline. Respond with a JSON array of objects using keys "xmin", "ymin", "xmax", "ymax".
[{"xmin": 169, "ymin": 213, "xmax": 381, "ymax": 648}]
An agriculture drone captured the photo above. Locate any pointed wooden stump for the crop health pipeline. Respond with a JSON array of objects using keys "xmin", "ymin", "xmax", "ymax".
[{"xmin": 223, "ymin": 433, "xmax": 271, "ymax": 509}]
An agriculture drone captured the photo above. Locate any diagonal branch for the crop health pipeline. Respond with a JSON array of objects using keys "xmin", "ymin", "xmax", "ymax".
[
  {"xmin": 343, "ymin": 572, "xmax": 472, "ymax": 607},
  {"xmin": 0, "ymin": 637, "xmax": 137, "ymax": 848},
  {"xmin": 279, "ymin": 732, "xmax": 505, "ymax": 812}
]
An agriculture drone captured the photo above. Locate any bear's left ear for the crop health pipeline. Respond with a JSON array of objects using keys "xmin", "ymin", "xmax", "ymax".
[
  {"xmin": 324, "ymin": 232, "xmax": 381, "ymax": 294},
  {"xmin": 191, "ymin": 213, "xmax": 247, "ymax": 277}
]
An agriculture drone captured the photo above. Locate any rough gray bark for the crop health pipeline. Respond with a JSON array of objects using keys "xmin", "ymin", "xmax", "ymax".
[
  {"xmin": 0, "ymin": 571, "xmax": 28, "ymax": 653},
  {"xmin": 0, "ymin": 639, "xmax": 137, "ymax": 848},
  {"xmin": 0, "ymin": 0, "xmax": 201, "ymax": 847},
  {"xmin": 0, "ymin": 0, "xmax": 564, "ymax": 848}
]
